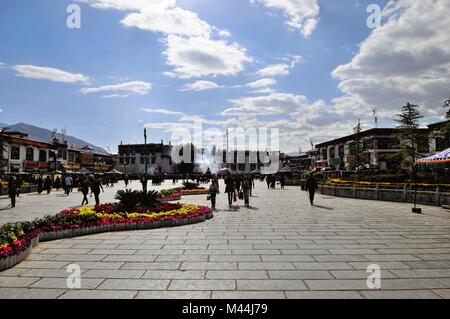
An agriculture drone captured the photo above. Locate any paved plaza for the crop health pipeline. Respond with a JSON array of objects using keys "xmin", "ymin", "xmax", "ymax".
[{"xmin": 1, "ymin": 181, "xmax": 450, "ymax": 299}]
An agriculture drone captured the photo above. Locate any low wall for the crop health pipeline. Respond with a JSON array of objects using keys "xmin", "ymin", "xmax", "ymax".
[
  {"xmin": 0, "ymin": 186, "xmax": 38, "ymax": 196},
  {"xmin": 320, "ymin": 185, "xmax": 450, "ymax": 207}
]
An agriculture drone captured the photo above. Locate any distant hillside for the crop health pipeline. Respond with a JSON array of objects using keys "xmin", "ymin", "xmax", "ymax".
[{"xmin": 0, "ymin": 122, "xmax": 109, "ymax": 155}]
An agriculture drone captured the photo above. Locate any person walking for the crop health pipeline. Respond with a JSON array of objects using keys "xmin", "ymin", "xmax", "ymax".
[
  {"xmin": 90, "ymin": 175, "xmax": 104, "ymax": 206},
  {"xmin": 54, "ymin": 176, "xmax": 61, "ymax": 191},
  {"xmin": 141, "ymin": 174, "xmax": 148, "ymax": 193},
  {"xmin": 280, "ymin": 175, "xmax": 286, "ymax": 189},
  {"xmin": 242, "ymin": 176, "xmax": 251, "ymax": 207},
  {"xmin": 208, "ymin": 180, "xmax": 219, "ymax": 210},
  {"xmin": 80, "ymin": 175, "xmax": 90, "ymax": 206},
  {"xmin": 305, "ymin": 174, "xmax": 318, "ymax": 206},
  {"xmin": 65, "ymin": 175, "xmax": 73, "ymax": 195},
  {"xmin": 8, "ymin": 176, "xmax": 18, "ymax": 208},
  {"xmin": 124, "ymin": 175, "xmax": 129, "ymax": 187},
  {"xmin": 45, "ymin": 175, "xmax": 53, "ymax": 194},
  {"xmin": 266, "ymin": 175, "xmax": 271, "ymax": 189},
  {"xmin": 224, "ymin": 175, "xmax": 235, "ymax": 207},
  {"xmin": 36, "ymin": 176, "xmax": 43, "ymax": 194}
]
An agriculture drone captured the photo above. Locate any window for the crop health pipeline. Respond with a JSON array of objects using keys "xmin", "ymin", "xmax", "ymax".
[
  {"xmin": 119, "ymin": 158, "xmax": 124, "ymax": 165},
  {"xmin": 151, "ymin": 157, "xmax": 156, "ymax": 164},
  {"xmin": 26, "ymin": 148, "xmax": 34, "ymax": 161},
  {"xmin": 131, "ymin": 157, "xmax": 136, "ymax": 164},
  {"xmin": 239, "ymin": 164, "xmax": 245, "ymax": 171},
  {"xmin": 39, "ymin": 150, "xmax": 47, "ymax": 162},
  {"xmin": 10, "ymin": 146, "xmax": 20, "ymax": 160},
  {"xmin": 140, "ymin": 157, "xmax": 145, "ymax": 165}
]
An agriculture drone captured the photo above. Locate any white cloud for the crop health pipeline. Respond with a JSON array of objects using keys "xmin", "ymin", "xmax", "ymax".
[
  {"xmin": 101, "ymin": 94, "xmax": 130, "ymax": 98},
  {"xmin": 82, "ymin": 0, "xmax": 252, "ymax": 79},
  {"xmin": 181, "ymin": 80, "xmax": 221, "ymax": 92},
  {"xmin": 250, "ymin": 0, "xmax": 320, "ymax": 38},
  {"xmin": 80, "ymin": 81, "xmax": 152, "ymax": 96},
  {"xmin": 256, "ymin": 55, "xmax": 301, "ymax": 77},
  {"xmin": 164, "ymin": 35, "xmax": 252, "ymax": 79},
  {"xmin": 142, "ymin": 108, "xmax": 184, "ymax": 116},
  {"xmin": 246, "ymin": 78, "xmax": 277, "ymax": 88},
  {"xmin": 13, "ymin": 65, "xmax": 89, "ymax": 83},
  {"xmin": 332, "ymin": 0, "xmax": 450, "ymax": 121},
  {"xmin": 0, "ymin": 62, "xmax": 5, "ymax": 70}
]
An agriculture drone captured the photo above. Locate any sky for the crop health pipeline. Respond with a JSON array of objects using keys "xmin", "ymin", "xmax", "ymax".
[{"xmin": 0, "ymin": 0, "xmax": 449, "ymax": 154}]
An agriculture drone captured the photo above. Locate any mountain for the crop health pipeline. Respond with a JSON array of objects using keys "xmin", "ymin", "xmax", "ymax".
[{"xmin": 0, "ymin": 122, "xmax": 109, "ymax": 155}]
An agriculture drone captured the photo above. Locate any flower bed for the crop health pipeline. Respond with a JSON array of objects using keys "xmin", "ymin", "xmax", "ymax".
[
  {"xmin": 162, "ymin": 187, "xmax": 210, "ymax": 196},
  {"xmin": 0, "ymin": 203, "xmax": 213, "ymax": 271},
  {"xmin": 159, "ymin": 189, "xmax": 182, "ymax": 202}
]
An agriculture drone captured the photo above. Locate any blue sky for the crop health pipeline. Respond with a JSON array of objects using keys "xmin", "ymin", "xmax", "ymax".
[{"xmin": 0, "ymin": 0, "xmax": 448, "ymax": 153}]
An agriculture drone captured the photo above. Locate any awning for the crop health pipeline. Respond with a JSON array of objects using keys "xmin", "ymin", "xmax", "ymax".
[{"xmin": 417, "ymin": 148, "xmax": 450, "ymax": 163}]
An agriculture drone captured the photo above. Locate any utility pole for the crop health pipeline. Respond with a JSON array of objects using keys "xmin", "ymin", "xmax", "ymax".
[{"xmin": 144, "ymin": 128, "xmax": 148, "ymax": 176}]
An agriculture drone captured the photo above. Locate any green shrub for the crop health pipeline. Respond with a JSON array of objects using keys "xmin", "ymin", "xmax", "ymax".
[{"xmin": 115, "ymin": 189, "xmax": 140, "ymax": 211}]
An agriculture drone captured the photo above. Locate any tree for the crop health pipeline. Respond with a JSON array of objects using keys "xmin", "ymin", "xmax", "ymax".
[
  {"xmin": 441, "ymin": 99, "xmax": 450, "ymax": 141},
  {"xmin": 349, "ymin": 119, "xmax": 367, "ymax": 170},
  {"xmin": 394, "ymin": 103, "xmax": 425, "ymax": 211}
]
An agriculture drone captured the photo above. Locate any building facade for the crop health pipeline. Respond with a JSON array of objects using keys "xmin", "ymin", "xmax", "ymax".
[{"xmin": 117, "ymin": 141, "xmax": 173, "ymax": 174}]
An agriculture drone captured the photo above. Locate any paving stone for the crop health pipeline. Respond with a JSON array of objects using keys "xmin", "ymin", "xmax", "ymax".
[
  {"xmin": 293, "ymin": 262, "xmax": 353, "ymax": 270},
  {"xmin": 142, "ymin": 270, "xmax": 205, "ymax": 280},
  {"xmin": 83, "ymin": 270, "xmax": 145, "ymax": 279},
  {"xmin": 0, "ymin": 277, "xmax": 40, "ymax": 288},
  {"xmin": 432, "ymin": 289, "xmax": 450, "ymax": 299},
  {"xmin": 330, "ymin": 270, "xmax": 398, "ymax": 279},
  {"xmin": 51, "ymin": 254, "xmax": 107, "ymax": 262},
  {"xmin": 136, "ymin": 291, "xmax": 211, "ymax": 299},
  {"xmin": 20, "ymin": 268, "xmax": 88, "ymax": 278},
  {"xmin": 360, "ymin": 290, "xmax": 441, "ymax": 299},
  {"xmin": 30, "ymin": 278, "xmax": 104, "ymax": 289},
  {"xmin": 121, "ymin": 262, "xmax": 181, "ymax": 270},
  {"xmin": 212, "ymin": 291, "xmax": 285, "ymax": 299},
  {"xmin": 286, "ymin": 291, "xmax": 363, "ymax": 299},
  {"xmin": 268, "ymin": 271, "xmax": 333, "ymax": 280},
  {"xmin": 238, "ymin": 262, "xmax": 296, "ymax": 270},
  {"xmin": 390, "ymin": 269, "xmax": 450, "ymax": 278},
  {"xmin": 261, "ymin": 255, "xmax": 314, "ymax": 262},
  {"xmin": 180, "ymin": 262, "xmax": 237, "ymax": 270},
  {"xmin": 0, "ymin": 288, "xmax": 66, "ymax": 299},
  {"xmin": 59, "ymin": 289, "xmax": 138, "ymax": 299},
  {"xmin": 15, "ymin": 261, "xmax": 70, "ymax": 269},
  {"xmin": 206, "ymin": 271, "xmax": 268, "ymax": 279},
  {"xmin": 101, "ymin": 255, "xmax": 158, "ymax": 262},
  {"xmin": 237, "ymin": 280, "xmax": 307, "ymax": 291},
  {"xmin": 169, "ymin": 280, "xmax": 236, "ymax": 291},
  {"xmin": 98, "ymin": 279, "xmax": 170, "ymax": 290},
  {"xmin": 208, "ymin": 255, "xmax": 261, "ymax": 262},
  {"xmin": 74, "ymin": 262, "xmax": 125, "ymax": 270}
]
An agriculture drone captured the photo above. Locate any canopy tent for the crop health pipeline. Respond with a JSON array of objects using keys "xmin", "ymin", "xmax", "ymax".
[
  {"xmin": 416, "ymin": 148, "xmax": 450, "ymax": 170},
  {"xmin": 217, "ymin": 168, "xmax": 232, "ymax": 176},
  {"xmin": 78, "ymin": 168, "xmax": 92, "ymax": 174},
  {"xmin": 278, "ymin": 166, "xmax": 293, "ymax": 173},
  {"xmin": 106, "ymin": 169, "xmax": 123, "ymax": 174}
]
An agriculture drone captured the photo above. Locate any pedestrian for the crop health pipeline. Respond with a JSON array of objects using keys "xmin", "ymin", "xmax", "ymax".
[
  {"xmin": 90, "ymin": 175, "xmax": 104, "ymax": 206},
  {"xmin": 305, "ymin": 174, "xmax": 318, "ymax": 206},
  {"xmin": 208, "ymin": 180, "xmax": 219, "ymax": 210},
  {"xmin": 242, "ymin": 176, "xmax": 251, "ymax": 207},
  {"xmin": 45, "ymin": 176, "xmax": 52, "ymax": 194},
  {"xmin": 224, "ymin": 174, "xmax": 235, "ymax": 207},
  {"xmin": 80, "ymin": 175, "xmax": 90, "ymax": 206},
  {"xmin": 54, "ymin": 176, "xmax": 61, "ymax": 191},
  {"xmin": 124, "ymin": 175, "xmax": 129, "ymax": 187},
  {"xmin": 141, "ymin": 174, "xmax": 148, "ymax": 193},
  {"xmin": 280, "ymin": 175, "xmax": 286, "ymax": 189},
  {"xmin": 36, "ymin": 175, "xmax": 43, "ymax": 194},
  {"xmin": 270, "ymin": 175, "xmax": 276, "ymax": 189},
  {"xmin": 8, "ymin": 176, "xmax": 18, "ymax": 208},
  {"xmin": 266, "ymin": 175, "xmax": 271, "ymax": 189},
  {"xmin": 65, "ymin": 175, "xmax": 73, "ymax": 195}
]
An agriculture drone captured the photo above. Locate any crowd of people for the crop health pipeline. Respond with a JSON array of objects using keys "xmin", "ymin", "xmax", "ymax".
[{"xmin": 3, "ymin": 171, "xmax": 320, "ymax": 210}]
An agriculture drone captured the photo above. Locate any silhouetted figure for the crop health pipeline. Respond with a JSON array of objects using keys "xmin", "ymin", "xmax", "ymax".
[
  {"xmin": 80, "ymin": 176, "xmax": 90, "ymax": 206},
  {"xmin": 305, "ymin": 175, "xmax": 318, "ymax": 206},
  {"xmin": 90, "ymin": 176, "xmax": 104, "ymax": 206},
  {"xmin": 36, "ymin": 176, "xmax": 44, "ymax": 194},
  {"xmin": 8, "ymin": 176, "xmax": 18, "ymax": 208},
  {"xmin": 45, "ymin": 176, "xmax": 52, "ymax": 194},
  {"xmin": 224, "ymin": 175, "xmax": 235, "ymax": 207}
]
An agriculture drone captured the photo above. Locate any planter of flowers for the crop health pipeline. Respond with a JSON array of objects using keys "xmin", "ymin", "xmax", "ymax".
[{"xmin": 1, "ymin": 189, "xmax": 213, "ymax": 272}]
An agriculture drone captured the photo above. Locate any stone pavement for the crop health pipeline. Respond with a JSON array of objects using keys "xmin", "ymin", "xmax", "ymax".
[{"xmin": 1, "ymin": 180, "xmax": 450, "ymax": 299}]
